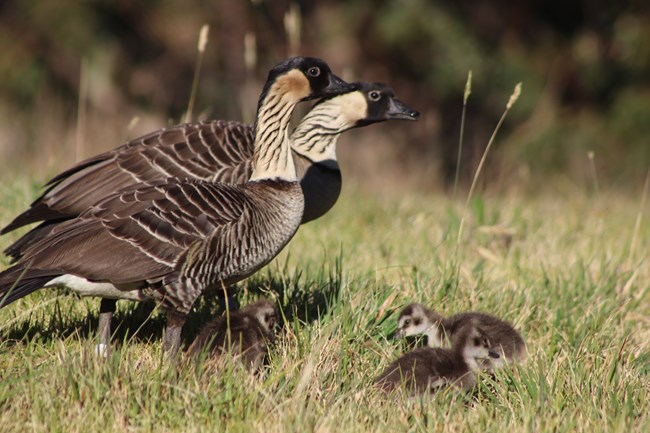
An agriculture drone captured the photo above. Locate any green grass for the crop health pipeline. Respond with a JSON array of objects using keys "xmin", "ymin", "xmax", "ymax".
[{"xmin": 0, "ymin": 177, "xmax": 648, "ymax": 432}]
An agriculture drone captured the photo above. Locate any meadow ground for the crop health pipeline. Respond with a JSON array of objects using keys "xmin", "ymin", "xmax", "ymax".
[{"xmin": 0, "ymin": 177, "xmax": 648, "ymax": 433}]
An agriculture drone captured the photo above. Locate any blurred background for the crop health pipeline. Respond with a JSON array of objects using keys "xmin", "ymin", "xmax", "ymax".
[{"xmin": 0, "ymin": 0, "xmax": 648, "ymax": 194}]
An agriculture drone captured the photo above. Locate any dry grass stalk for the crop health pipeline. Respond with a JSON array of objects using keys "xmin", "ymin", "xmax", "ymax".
[{"xmin": 184, "ymin": 24, "xmax": 209, "ymax": 124}]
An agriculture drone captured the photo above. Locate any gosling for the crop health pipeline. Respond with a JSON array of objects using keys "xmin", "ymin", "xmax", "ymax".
[
  {"xmin": 394, "ymin": 303, "xmax": 526, "ymax": 368},
  {"xmin": 375, "ymin": 324, "xmax": 500, "ymax": 395},
  {"xmin": 187, "ymin": 299, "xmax": 278, "ymax": 368}
]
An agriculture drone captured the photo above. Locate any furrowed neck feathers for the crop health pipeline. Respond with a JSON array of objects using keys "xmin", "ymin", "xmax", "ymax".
[
  {"xmin": 250, "ymin": 70, "xmax": 307, "ymax": 181},
  {"xmin": 290, "ymin": 91, "xmax": 366, "ymax": 165}
]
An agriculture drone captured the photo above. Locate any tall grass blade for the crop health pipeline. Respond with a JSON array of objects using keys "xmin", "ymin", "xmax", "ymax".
[
  {"xmin": 184, "ymin": 24, "xmax": 209, "ymax": 124},
  {"xmin": 75, "ymin": 57, "xmax": 89, "ymax": 162},
  {"xmin": 453, "ymin": 70, "xmax": 472, "ymax": 200}
]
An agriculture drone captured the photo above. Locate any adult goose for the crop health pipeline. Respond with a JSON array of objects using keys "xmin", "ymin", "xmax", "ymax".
[
  {"xmin": 2, "ymin": 82, "xmax": 419, "ymax": 259},
  {"xmin": 0, "ymin": 56, "xmax": 353, "ymax": 357},
  {"xmin": 394, "ymin": 303, "xmax": 527, "ymax": 368},
  {"xmin": 376, "ymin": 323, "xmax": 500, "ymax": 395}
]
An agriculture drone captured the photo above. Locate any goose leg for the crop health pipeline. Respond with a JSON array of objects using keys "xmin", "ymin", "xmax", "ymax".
[
  {"xmin": 163, "ymin": 310, "xmax": 187, "ymax": 360},
  {"xmin": 218, "ymin": 285, "xmax": 240, "ymax": 311},
  {"xmin": 96, "ymin": 298, "xmax": 116, "ymax": 357}
]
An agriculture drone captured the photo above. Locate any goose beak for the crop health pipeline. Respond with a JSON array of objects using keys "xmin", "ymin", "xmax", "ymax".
[
  {"xmin": 392, "ymin": 329, "xmax": 405, "ymax": 340},
  {"xmin": 488, "ymin": 350, "xmax": 501, "ymax": 359},
  {"xmin": 386, "ymin": 98, "xmax": 420, "ymax": 120},
  {"xmin": 316, "ymin": 74, "xmax": 356, "ymax": 98}
]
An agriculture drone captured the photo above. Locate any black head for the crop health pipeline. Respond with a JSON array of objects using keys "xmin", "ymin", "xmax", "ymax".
[
  {"xmin": 355, "ymin": 82, "xmax": 419, "ymax": 126},
  {"xmin": 260, "ymin": 56, "xmax": 355, "ymax": 105}
]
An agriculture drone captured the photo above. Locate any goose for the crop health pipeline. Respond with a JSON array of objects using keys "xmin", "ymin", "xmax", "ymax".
[
  {"xmin": 1, "ymin": 82, "xmax": 418, "ymax": 354},
  {"xmin": 0, "ymin": 56, "xmax": 354, "ymax": 357},
  {"xmin": 394, "ymin": 303, "xmax": 526, "ymax": 368},
  {"xmin": 186, "ymin": 298, "xmax": 278, "ymax": 368},
  {"xmin": 375, "ymin": 323, "xmax": 500, "ymax": 395},
  {"xmin": 2, "ymin": 82, "xmax": 419, "ymax": 258}
]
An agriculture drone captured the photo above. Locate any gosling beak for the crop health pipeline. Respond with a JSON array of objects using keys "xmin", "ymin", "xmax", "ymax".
[
  {"xmin": 310, "ymin": 74, "xmax": 356, "ymax": 100},
  {"xmin": 386, "ymin": 98, "xmax": 420, "ymax": 120},
  {"xmin": 392, "ymin": 329, "xmax": 405, "ymax": 340},
  {"xmin": 488, "ymin": 350, "xmax": 501, "ymax": 359}
]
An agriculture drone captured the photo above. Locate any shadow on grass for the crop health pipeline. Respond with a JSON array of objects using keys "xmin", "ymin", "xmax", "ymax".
[{"xmin": 1, "ymin": 256, "xmax": 345, "ymax": 349}]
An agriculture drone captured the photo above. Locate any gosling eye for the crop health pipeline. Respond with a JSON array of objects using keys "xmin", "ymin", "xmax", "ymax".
[
  {"xmin": 473, "ymin": 337, "xmax": 481, "ymax": 346},
  {"xmin": 413, "ymin": 319, "xmax": 421, "ymax": 326},
  {"xmin": 368, "ymin": 90, "xmax": 381, "ymax": 101},
  {"xmin": 307, "ymin": 67, "xmax": 321, "ymax": 77},
  {"xmin": 403, "ymin": 319, "xmax": 411, "ymax": 326}
]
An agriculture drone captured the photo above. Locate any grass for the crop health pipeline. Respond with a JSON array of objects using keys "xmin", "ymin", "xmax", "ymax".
[{"xmin": 0, "ymin": 177, "xmax": 648, "ymax": 433}]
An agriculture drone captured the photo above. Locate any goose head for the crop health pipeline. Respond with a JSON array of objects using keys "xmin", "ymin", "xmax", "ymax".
[
  {"xmin": 241, "ymin": 299, "xmax": 279, "ymax": 339},
  {"xmin": 304, "ymin": 82, "xmax": 420, "ymax": 132},
  {"xmin": 353, "ymin": 82, "xmax": 420, "ymax": 125},
  {"xmin": 393, "ymin": 303, "xmax": 444, "ymax": 344},
  {"xmin": 457, "ymin": 325, "xmax": 501, "ymax": 372},
  {"xmin": 260, "ymin": 57, "xmax": 355, "ymax": 105}
]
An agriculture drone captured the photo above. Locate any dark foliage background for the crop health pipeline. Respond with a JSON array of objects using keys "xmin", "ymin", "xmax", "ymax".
[{"xmin": 0, "ymin": 0, "xmax": 648, "ymax": 193}]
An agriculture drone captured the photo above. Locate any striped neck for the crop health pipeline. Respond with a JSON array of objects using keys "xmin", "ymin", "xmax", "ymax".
[
  {"xmin": 250, "ymin": 80, "xmax": 302, "ymax": 181},
  {"xmin": 290, "ymin": 91, "xmax": 365, "ymax": 164}
]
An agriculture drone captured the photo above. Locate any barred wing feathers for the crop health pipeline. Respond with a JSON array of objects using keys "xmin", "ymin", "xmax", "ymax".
[
  {"xmin": 2, "ymin": 121, "xmax": 254, "ymax": 234},
  {"xmin": 17, "ymin": 179, "xmax": 249, "ymax": 285}
]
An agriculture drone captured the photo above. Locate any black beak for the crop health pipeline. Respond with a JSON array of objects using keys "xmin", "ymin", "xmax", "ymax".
[
  {"xmin": 308, "ymin": 74, "xmax": 356, "ymax": 100},
  {"xmin": 392, "ymin": 329, "xmax": 404, "ymax": 340},
  {"xmin": 386, "ymin": 98, "xmax": 420, "ymax": 120},
  {"xmin": 488, "ymin": 350, "xmax": 501, "ymax": 359}
]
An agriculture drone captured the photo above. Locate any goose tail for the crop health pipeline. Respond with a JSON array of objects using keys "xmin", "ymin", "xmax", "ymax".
[{"xmin": 0, "ymin": 266, "xmax": 54, "ymax": 308}]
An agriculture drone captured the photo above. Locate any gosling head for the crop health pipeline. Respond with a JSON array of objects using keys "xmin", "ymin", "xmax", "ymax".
[
  {"xmin": 262, "ymin": 57, "xmax": 355, "ymax": 104},
  {"xmin": 240, "ymin": 299, "xmax": 279, "ymax": 339},
  {"xmin": 393, "ymin": 303, "xmax": 444, "ymax": 346},
  {"xmin": 456, "ymin": 325, "xmax": 501, "ymax": 372}
]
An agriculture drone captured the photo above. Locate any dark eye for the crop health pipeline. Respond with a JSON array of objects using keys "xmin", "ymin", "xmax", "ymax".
[
  {"xmin": 473, "ymin": 337, "xmax": 481, "ymax": 346},
  {"xmin": 403, "ymin": 319, "xmax": 411, "ymax": 326},
  {"xmin": 368, "ymin": 91, "xmax": 381, "ymax": 101},
  {"xmin": 414, "ymin": 319, "xmax": 421, "ymax": 326},
  {"xmin": 307, "ymin": 67, "xmax": 321, "ymax": 77}
]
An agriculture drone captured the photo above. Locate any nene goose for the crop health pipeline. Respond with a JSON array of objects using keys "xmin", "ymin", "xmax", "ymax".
[
  {"xmin": 375, "ymin": 323, "xmax": 500, "ymax": 395},
  {"xmin": 1, "ymin": 82, "xmax": 418, "ymax": 353},
  {"xmin": 395, "ymin": 303, "xmax": 526, "ymax": 368},
  {"xmin": 0, "ymin": 56, "xmax": 353, "ymax": 357},
  {"xmin": 186, "ymin": 298, "xmax": 278, "ymax": 368}
]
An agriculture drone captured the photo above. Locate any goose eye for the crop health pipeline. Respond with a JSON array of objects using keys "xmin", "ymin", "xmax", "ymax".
[
  {"xmin": 307, "ymin": 67, "xmax": 321, "ymax": 77},
  {"xmin": 368, "ymin": 91, "xmax": 381, "ymax": 101}
]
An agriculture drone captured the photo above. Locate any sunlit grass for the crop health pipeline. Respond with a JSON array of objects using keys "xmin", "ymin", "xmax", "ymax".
[{"xmin": 0, "ymin": 178, "xmax": 648, "ymax": 432}]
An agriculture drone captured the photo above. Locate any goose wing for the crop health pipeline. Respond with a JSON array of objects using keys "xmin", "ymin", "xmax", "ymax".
[
  {"xmin": 1, "ymin": 121, "xmax": 254, "ymax": 234},
  {"xmin": 17, "ymin": 179, "xmax": 249, "ymax": 284}
]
